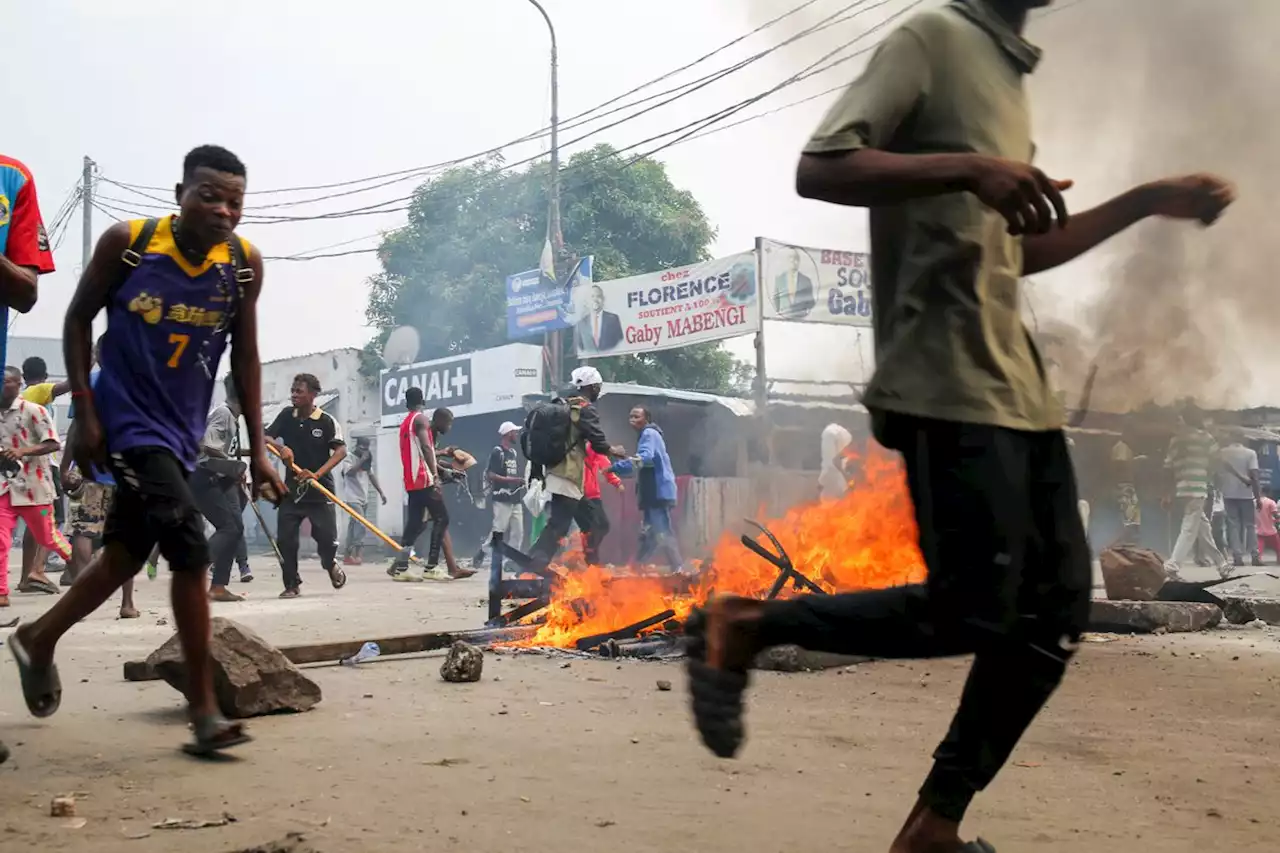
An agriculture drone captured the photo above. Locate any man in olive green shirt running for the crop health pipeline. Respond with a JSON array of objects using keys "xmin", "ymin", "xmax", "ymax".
[{"xmin": 684, "ymin": 2, "xmax": 1235, "ymax": 852}]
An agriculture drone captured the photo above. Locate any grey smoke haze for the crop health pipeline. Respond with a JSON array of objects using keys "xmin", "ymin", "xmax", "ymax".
[
  {"xmin": 1035, "ymin": 0, "xmax": 1278, "ymax": 412},
  {"xmin": 743, "ymin": 0, "xmax": 1280, "ymax": 409}
]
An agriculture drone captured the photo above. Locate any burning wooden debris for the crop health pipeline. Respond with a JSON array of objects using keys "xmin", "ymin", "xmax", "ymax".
[{"xmin": 490, "ymin": 518, "xmax": 830, "ymax": 658}]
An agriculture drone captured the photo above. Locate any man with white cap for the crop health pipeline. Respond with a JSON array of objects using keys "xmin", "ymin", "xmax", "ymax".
[
  {"xmin": 526, "ymin": 365, "xmax": 624, "ymax": 572},
  {"xmin": 477, "ymin": 421, "xmax": 526, "ymax": 566}
]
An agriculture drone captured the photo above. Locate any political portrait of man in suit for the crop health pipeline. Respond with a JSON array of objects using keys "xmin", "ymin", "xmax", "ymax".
[
  {"xmin": 575, "ymin": 284, "xmax": 624, "ymax": 354},
  {"xmin": 772, "ymin": 248, "xmax": 816, "ymax": 319}
]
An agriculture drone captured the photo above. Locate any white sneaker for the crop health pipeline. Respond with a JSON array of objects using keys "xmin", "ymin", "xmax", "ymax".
[
  {"xmin": 393, "ymin": 569, "xmax": 425, "ymax": 583},
  {"xmin": 423, "ymin": 566, "xmax": 451, "ymax": 581}
]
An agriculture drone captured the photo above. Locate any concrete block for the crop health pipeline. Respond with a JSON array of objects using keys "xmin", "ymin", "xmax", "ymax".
[{"xmin": 1089, "ymin": 600, "xmax": 1221, "ymax": 634}]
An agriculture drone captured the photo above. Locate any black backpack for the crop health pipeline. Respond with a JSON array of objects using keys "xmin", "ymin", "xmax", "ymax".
[{"xmin": 521, "ymin": 397, "xmax": 578, "ymax": 472}]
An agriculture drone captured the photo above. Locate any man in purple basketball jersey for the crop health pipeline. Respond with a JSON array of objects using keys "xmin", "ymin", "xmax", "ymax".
[{"xmin": 7, "ymin": 146, "xmax": 285, "ymax": 757}]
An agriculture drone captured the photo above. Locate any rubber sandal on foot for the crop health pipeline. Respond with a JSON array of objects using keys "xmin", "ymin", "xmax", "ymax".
[
  {"xmin": 328, "ymin": 567, "xmax": 347, "ymax": 590},
  {"xmin": 182, "ymin": 714, "xmax": 252, "ymax": 757},
  {"xmin": 961, "ymin": 840, "xmax": 996, "ymax": 853},
  {"xmin": 7, "ymin": 632, "xmax": 62, "ymax": 718},
  {"xmin": 687, "ymin": 658, "xmax": 750, "ymax": 758}
]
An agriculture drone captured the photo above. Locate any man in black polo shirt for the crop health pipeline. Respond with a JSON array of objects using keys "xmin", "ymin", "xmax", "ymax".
[{"xmin": 267, "ymin": 373, "xmax": 347, "ymax": 598}]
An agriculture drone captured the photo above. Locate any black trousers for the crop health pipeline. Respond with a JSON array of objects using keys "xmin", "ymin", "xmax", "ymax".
[
  {"xmin": 190, "ymin": 470, "xmax": 243, "ymax": 587},
  {"xmin": 277, "ymin": 498, "xmax": 339, "ymax": 589},
  {"xmin": 402, "ymin": 487, "xmax": 447, "ymax": 567},
  {"xmin": 576, "ymin": 497, "xmax": 609, "ymax": 565},
  {"xmin": 528, "ymin": 493, "xmax": 580, "ymax": 571},
  {"xmin": 754, "ymin": 413, "xmax": 1091, "ymax": 823}
]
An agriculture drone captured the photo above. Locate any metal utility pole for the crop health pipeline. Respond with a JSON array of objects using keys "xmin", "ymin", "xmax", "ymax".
[
  {"xmin": 524, "ymin": 0, "xmax": 564, "ymax": 387},
  {"xmin": 81, "ymin": 156, "xmax": 95, "ymax": 272}
]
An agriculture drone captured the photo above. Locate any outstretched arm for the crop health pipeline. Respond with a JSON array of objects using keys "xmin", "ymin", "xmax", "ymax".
[{"xmin": 1023, "ymin": 175, "xmax": 1235, "ymax": 275}]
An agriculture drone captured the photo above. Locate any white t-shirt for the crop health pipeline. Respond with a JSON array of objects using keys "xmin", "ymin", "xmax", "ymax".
[{"xmin": 1218, "ymin": 443, "xmax": 1259, "ymax": 501}]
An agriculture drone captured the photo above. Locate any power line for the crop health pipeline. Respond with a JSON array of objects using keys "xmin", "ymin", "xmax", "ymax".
[
  {"xmin": 100, "ymin": 0, "xmax": 883, "ymax": 207},
  {"xmin": 94, "ymin": 0, "xmax": 922, "ymax": 240}
]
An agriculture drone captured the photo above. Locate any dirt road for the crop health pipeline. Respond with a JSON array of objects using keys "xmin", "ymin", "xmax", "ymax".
[{"xmin": 1, "ymin": 560, "xmax": 1277, "ymax": 853}]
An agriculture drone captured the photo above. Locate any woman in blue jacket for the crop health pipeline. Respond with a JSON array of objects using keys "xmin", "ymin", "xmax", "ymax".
[{"xmin": 612, "ymin": 406, "xmax": 683, "ymax": 572}]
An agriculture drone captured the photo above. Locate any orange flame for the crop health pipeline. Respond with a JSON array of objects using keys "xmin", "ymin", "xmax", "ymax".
[{"xmin": 516, "ymin": 442, "xmax": 926, "ymax": 647}]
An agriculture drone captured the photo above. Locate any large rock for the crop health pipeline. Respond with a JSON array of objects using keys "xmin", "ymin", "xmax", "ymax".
[
  {"xmin": 146, "ymin": 618, "xmax": 321, "ymax": 719},
  {"xmin": 755, "ymin": 645, "xmax": 871, "ymax": 672},
  {"xmin": 440, "ymin": 641, "xmax": 484, "ymax": 683},
  {"xmin": 1221, "ymin": 596, "xmax": 1280, "ymax": 626},
  {"xmin": 1100, "ymin": 545, "xmax": 1168, "ymax": 601},
  {"xmin": 1089, "ymin": 600, "xmax": 1221, "ymax": 634}
]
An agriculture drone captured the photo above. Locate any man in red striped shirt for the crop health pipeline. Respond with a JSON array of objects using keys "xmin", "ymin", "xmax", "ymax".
[{"xmin": 0, "ymin": 154, "xmax": 56, "ymax": 368}]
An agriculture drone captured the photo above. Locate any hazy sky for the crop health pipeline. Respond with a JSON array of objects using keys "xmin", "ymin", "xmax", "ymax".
[{"xmin": 12, "ymin": 0, "xmax": 1259, "ymax": 403}]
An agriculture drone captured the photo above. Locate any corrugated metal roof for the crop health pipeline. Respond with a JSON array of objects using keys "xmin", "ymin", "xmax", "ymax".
[
  {"xmin": 6, "ymin": 336, "xmax": 65, "ymax": 377},
  {"xmin": 595, "ymin": 383, "xmax": 753, "ymax": 416}
]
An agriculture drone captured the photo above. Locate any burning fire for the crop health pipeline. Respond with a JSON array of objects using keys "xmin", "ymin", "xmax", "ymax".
[{"xmin": 517, "ymin": 442, "xmax": 927, "ymax": 648}]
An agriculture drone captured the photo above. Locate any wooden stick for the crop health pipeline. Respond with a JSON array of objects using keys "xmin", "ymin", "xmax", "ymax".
[
  {"xmin": 266, "ymin": 443, "xmax": 404, "ymax": 555},
  {"xmin": 244, "ymin": 486, "xmax": 284, "ymax": 569},
  {"xmin": 122, "ymin": 624, "xmax": 538, "ymax": 682}
]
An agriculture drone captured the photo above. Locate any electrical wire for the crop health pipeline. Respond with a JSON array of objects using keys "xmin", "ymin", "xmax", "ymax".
[
  {"xmin": 100, "ymin": 0, "xmax": 884, "ymax": 206},
  {"xmin": 94, "ymin": 0, "xmax": 924, "ymax": 250}
]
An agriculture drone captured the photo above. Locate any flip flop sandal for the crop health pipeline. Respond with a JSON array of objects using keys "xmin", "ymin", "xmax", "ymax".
[
  {"xmin": 687, "ymin": 658, "xmax": 750, "ymax": 759},
  {"xmin": 279, "ymin": 588, "xmax": 300, "ymax": 599},
  {"xmin": 23, "ymin": 579, "xmax": 60, "ymax": 596},
  {"xmin": 7, "ymin": 632, "xmax": 62, "ymax": 718},
  {"xmin": 182, "ymin": 714, "xmax": 252, "ymax": 757},
  {"xmin": 962, "ymin": 841, "xmax": 996, "ymax": 853},
  {"xmin": 0, "ymin": 617, "xmax": 19, "ymax": 629},
  {"xmin": 683, "ymin": 607, "xmax": 750, "ymax": 759},
  {"xmin": 448, "ymin": 567, "xmax": 477, "ymax": 579},
  {"xmin": 328, "ymin": 567, "xmax": 347, "ymax": 590}
]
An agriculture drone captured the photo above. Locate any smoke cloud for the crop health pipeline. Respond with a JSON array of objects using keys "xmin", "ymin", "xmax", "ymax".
[
  {"xmin": 1033, "ymin": 0, "xmax": 1278, "ymax": 412},
  {"xmin": 742, "ymin": 0, "xmax": 1280, "ymax": 410}
]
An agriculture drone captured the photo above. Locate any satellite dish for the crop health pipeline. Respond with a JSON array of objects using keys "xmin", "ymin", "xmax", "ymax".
[{"xmin": 382, "ymin": 326, "xmax": 420, "ymax": 366}]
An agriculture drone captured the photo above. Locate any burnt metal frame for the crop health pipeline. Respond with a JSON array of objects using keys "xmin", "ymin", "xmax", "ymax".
[{"xmin": 740, "ymin": 519, "xmax": 826, "ymax": 599}]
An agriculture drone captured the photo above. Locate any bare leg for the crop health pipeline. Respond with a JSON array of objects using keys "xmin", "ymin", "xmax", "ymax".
[
  {"xmin": 119, "ymin": 576, "xmax": 138, "ymax": 618},
  {"xmin": 169, "ymin": 568, "xmax": 216, "ymax": 718},
  {"xmin": 22, "ymin": 527, "xmax": 52, "ymax": 588},
  {"xmin": 889, "ymin": 799, "xmax": 963, "ymax": 853},
  {"xmin": 65, "ymin": 536, "xmax": 94, "ymax": 585},
  {"xmin": 441, "ymin": 532, "xmax": 475, "ymax": 579},
  {"xmin": 15, "ymin": 543, "xmax": 139, "ymax": 667}
]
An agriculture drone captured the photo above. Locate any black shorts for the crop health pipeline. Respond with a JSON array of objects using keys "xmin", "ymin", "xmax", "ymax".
[{"xmin": 104, "ymin": 447, "xmax": 210, "ymax": 572}]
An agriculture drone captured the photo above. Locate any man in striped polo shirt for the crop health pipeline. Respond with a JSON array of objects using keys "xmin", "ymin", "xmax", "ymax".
[{"xmin": 1165, "ymin": 407, "xmax": 1226, "ymax": 578}]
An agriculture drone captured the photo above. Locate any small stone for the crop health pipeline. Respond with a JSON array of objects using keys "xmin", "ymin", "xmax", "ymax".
[
  {"xmin": 560, "ymin": 662, "xmax": 571, "ymax": 669},
  {"xmin": 520, "ymin": 796, "xmax": 531, "ymax": 803},
  {"xmin": 50, "ymin": 797, "xmax": 76, "ymax": 818},
  {"xmin": 440, "ymin": 642, "xmax": 484, "ymax": 683},
  {"xmin": 655, "ymin": 680, "xmax": 672, "ymax": 691},
  {"xmin": 1206, "ymin": 808, "xmax": 1223, "ymax": 818},
  {"xmin": 630, "ymin": 737, "xmax": 640, "ymax": 744}
]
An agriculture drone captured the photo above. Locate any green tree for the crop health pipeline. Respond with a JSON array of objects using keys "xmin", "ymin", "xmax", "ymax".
[{"xmin": 365, "ymin": 144, "xmax": 751, "ymax": 392}]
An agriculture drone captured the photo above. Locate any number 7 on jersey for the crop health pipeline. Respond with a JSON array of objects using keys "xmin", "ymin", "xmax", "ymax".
[{"xmin": 167, "ymin": 333, "xmax": 190, "ymax": 368}]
